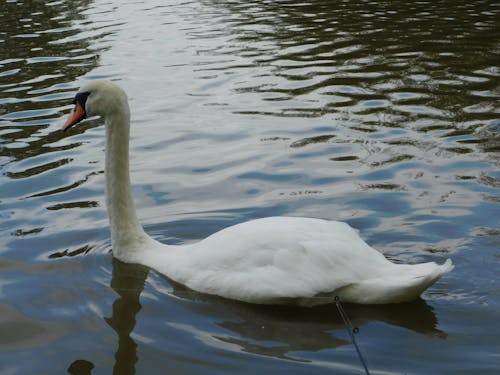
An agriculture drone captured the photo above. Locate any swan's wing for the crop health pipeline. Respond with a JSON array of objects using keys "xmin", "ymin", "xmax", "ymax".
[{"xmin": 153, "ymin": 217, "xmax": 390, "ymax": 303}]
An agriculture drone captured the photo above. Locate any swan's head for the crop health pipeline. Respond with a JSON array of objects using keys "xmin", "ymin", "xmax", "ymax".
[{"xmin": 62, "ymin": 80, "xmax": 128, "ymax": 131}]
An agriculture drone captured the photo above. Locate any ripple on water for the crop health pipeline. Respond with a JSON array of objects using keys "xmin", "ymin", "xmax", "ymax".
[{"xmin": 1, "ymin": 0, "xmax": 499, "ymax": 374}]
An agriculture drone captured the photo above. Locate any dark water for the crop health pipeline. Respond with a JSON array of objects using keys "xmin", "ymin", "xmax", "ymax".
[{"xmin": 1, "ymin": 0, "xmax": 499, "ymax": 374}]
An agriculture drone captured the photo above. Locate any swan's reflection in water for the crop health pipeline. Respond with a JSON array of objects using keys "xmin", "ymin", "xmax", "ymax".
[
  {"xmin": 106, "ymin": 259, "xmax": 445, "ymax": 372},
  {"xmin": 211, "ymin": 298, "xmax": 444, "ymax": 361},
  {"xmin": 176, "ymin": 286, "xmax": 445, "ymax": 362},
  {"xmin": 106, "ymin": 259, "xmax": 149, "ymax": 375}
]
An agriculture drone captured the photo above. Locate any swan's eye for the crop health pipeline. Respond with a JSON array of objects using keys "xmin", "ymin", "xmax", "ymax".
[{"xmin": 74, "ymin": 91, "xmax": 91, "ymax": 107}]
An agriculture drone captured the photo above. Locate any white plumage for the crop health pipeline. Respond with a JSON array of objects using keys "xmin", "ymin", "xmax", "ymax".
[{"xmin": 63, "ymin": 80, "xmax": 453, "ymax": 305}]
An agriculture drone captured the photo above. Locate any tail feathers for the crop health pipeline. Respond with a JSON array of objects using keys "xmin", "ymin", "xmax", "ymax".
[
  {"xmin": 436, "ymin": 258, "xmax": 454, "ymax": 275},
  {"xmin": 337, "ymin": 258, "xmax": 454, "ymax": 304},
  {"xmin": 403, "ymin": 258, "xmax": 454, "ymax": 280}
]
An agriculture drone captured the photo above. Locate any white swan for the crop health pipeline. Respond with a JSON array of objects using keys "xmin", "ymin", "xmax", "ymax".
[{"xmin": 62, "ymin": 80, "xmax": 453, "ymax": 305}]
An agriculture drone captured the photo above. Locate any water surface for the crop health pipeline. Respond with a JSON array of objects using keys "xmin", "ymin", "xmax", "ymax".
[{"xmin": 1, "ymin": 0, "xmax": 499, "ymax": 374}]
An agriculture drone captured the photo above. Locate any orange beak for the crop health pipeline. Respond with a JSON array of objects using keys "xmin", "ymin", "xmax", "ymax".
[{"xmin": 62, "ymin": 101, "xmax": 86, "ymax": 131}]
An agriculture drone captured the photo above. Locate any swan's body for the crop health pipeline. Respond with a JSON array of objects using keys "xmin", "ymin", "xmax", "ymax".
[{"xmin": 63, "ymin": 80, "xmax": 453, "ymax": 305}]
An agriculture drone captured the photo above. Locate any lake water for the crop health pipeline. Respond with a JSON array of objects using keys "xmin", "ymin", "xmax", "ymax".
[{"xmin": 1, "ymin": 0, "xmax": 499, "ymax": 374}]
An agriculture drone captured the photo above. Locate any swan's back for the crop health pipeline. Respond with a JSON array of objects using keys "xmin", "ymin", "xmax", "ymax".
[{"xmin": 143, "ymin": 217, "xmax": 453, "ymax": 305}]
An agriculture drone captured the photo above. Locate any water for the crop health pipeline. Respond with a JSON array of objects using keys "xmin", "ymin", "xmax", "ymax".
[{"xmin": 1, "ymin": 0, "xmax": 499, "ymax": 373}]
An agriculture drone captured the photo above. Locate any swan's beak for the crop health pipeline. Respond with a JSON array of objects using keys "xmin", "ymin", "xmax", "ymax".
[{"xmin": 62, "ymin": 101, "xmax": 86, "ymax": 132}]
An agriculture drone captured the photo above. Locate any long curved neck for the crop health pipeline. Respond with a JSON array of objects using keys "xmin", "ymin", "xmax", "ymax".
[{"xmin": 104, "ymin": 107, "xmax": 149, "ymax": 260}]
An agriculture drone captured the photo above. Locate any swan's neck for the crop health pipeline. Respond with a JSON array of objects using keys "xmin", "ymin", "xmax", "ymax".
[{"xmin": 105, "ymin": 108, "xmax": 150, "ymax": 260}]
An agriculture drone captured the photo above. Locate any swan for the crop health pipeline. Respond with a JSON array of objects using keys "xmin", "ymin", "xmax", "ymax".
[{"xmin": 62, "ymin": 80, "xmax": 453, "ymax": 305}]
